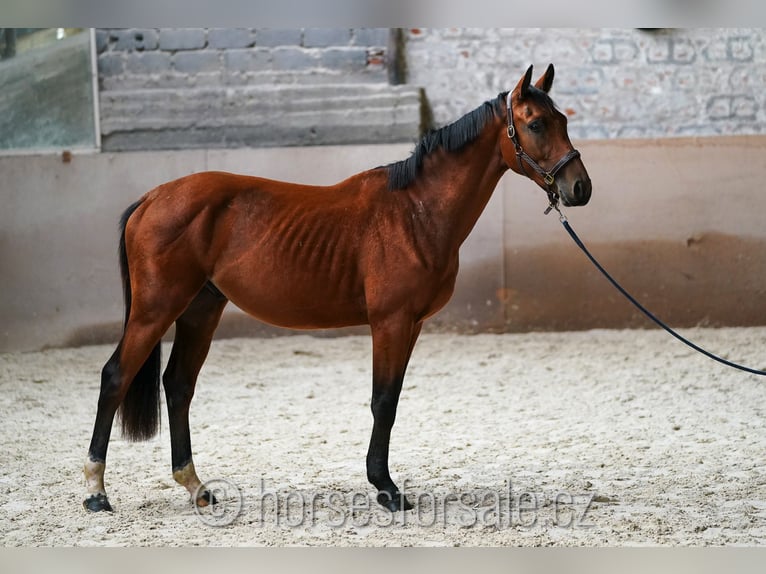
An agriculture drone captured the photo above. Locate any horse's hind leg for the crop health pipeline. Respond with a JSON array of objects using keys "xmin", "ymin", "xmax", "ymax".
[
  {"xmin": 84, "ymin": 265, "xmax": 209, "ymax": 511},
  {"xmin": 84, "ymin": 316, "xmax": 179, "ymax": 512},
  {"xmin": 162, "ymin": 284, "xmax": 228, "ymax": 507},
  {"xmin": 84, "ymin": 345, "xmax": 127, "ymax": 512}
]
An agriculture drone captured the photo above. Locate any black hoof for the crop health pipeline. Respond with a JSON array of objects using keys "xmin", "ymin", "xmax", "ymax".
[
  {"xmin": 83, "ymin": 493, "xmax": 113, "ymax": 512},
  {"xmin": 377, "ymin": 491, "xmax": 413, "ymax": 512},
  {"xmin": 195, "ymin": 489, "xmax": 218, "ymax": 507}
]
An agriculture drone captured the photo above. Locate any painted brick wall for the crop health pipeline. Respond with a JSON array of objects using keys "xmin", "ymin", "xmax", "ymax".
[{"xmin": 405, "ymin": 28, "xmax": 766, "ymax": 139}]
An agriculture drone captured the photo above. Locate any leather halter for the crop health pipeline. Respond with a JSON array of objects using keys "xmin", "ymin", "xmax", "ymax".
[{"xmin": 506, "ymin": 91, "xmax": 581, "ymax": 210}]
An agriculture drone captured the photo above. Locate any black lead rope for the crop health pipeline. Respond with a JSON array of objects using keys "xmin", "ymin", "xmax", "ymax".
[{"xmin": 555, "ymin": 210, "xmax": 766, "ymax": 376}]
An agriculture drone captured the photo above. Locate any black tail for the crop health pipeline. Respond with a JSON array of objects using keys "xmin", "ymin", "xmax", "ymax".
[{"xmin": 116, "ymin": 200, "xmax": 162, "ymax": 442}]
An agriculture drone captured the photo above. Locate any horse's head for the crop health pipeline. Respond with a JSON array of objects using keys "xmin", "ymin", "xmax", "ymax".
[{"xmin": 500, "ymin": 64, "xmax": 591, "ymax": 208}]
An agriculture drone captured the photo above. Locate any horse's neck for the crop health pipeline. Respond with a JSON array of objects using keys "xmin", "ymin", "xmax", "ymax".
[{"xmin": 411, "ymin": 124, "xmax": 508, "ymax": 250}]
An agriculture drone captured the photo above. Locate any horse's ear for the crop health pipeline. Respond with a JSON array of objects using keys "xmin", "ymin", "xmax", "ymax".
[
  {"xmin": 515, "ymin": 65, "xmax": 534, "ymax": 100},
  {"xmin": 535, "ymin": 63, "xmax": 555, "ymax": 93}
]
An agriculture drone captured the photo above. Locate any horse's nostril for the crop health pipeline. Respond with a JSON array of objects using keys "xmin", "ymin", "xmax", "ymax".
[
  {"xmin": 573, "ymin": 180, "xmax": 583, "ymax": 201},
  {"xmin": 571, "ymin": 178, "xmax": 591, "ymax": 204}
]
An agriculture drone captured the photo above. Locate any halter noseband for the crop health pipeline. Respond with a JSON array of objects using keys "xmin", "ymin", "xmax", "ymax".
[{"xmin": 506, "ymin": 91, "xmax": 581, "ymax": 212}]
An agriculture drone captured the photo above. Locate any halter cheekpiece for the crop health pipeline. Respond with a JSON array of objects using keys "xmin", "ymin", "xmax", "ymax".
[{"xmin": 505, "ymin": 91, "xmax": 581, "ymax": 213}]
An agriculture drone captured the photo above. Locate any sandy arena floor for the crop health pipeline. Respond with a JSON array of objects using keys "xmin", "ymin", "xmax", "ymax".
[{"xmin": 2, "ymin": 327, "xmax": 766, "ymax": 546}]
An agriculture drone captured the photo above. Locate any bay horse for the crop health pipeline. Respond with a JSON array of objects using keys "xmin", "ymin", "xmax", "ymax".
[{"xmin": 83, "ymin": 64, "xmax": 591, "ymax": 514}]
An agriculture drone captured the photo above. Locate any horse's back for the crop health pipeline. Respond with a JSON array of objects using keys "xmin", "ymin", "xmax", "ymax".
[{"xmin": 147, "ymin": 169, "xmax": 386, "ymax": 202}]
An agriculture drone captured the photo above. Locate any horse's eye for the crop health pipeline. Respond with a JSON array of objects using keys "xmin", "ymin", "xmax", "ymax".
[{"xmin": 528, "ymin": 120, "xmax": 543, "ymax": 133}]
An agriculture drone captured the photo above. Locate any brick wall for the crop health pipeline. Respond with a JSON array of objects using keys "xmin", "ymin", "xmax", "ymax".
[{"xmin": 405, "ymin": 28, "xmax": 766, "ymax": 139}]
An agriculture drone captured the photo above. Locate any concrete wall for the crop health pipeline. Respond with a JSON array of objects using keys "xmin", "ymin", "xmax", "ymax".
[
  {"xmin": 95, "ymin": 28, "xmax": 424, "ymax": 150},
  {"xmin": 96, "ymin": 28, "xmax": 391, "ymax": 90},
  {"xmin": 2, "ymin": 136, "xmax": 766, "ymax": 352}
]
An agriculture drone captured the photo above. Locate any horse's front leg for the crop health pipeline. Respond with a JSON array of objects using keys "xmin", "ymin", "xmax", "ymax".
[{"xmin": 367, "ymin": 315, "xmax": 422, "ymax": 512}]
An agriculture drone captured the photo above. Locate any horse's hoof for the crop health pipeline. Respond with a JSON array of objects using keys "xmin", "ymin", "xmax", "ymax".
[
  {"xmin": 195, "ymin": 489, "xmax": 218, "ymax": 507},
  {"xmin": 83, "ymin": 493, "xmax": 113, "ymax": 512},
  {"xmin": 377, "ymin": 491, "xmax": 413, "ymax": 512}
]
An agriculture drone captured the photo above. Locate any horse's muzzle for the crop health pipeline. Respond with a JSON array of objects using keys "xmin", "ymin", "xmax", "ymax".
[{"xmin": 561, "ymin": 176, "xmax": 592, "ymax": 207}]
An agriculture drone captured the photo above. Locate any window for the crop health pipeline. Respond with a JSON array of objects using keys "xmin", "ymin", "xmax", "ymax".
[{"xmin": 0, "ymin": 28, "xmax": 99, "ymax": 151}]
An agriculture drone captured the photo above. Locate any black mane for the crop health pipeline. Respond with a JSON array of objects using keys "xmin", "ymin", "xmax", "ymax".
[{"xmin": 384, "ymin": 93, "xmax": 507, "ymax": 191}]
